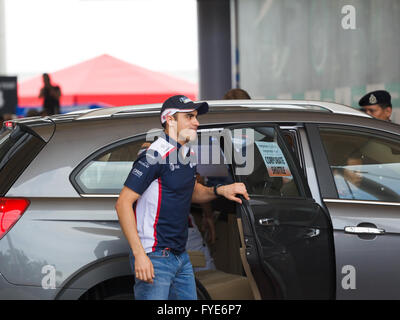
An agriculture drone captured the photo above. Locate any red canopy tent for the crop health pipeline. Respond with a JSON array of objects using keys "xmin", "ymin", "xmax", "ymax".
[{"xmin": 18, "ymin": 54, "xmax": 198, "ymax": 108}]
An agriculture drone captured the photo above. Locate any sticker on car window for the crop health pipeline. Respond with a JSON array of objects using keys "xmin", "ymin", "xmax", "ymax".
[{"xmin": 255, "ymin": 141, "xmax": 292, "ymax": 177}]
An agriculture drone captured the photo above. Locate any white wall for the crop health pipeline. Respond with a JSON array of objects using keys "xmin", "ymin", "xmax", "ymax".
[
  {"xmin": 236, "ymin": 0, "xmax": 400, "ymax": 114},
  {"xmin": 392, "ymin": 108, "xmax": 400, "ymax": 124}
]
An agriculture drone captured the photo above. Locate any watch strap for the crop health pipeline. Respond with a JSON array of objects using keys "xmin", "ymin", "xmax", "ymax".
[{"xmin": 213, "ymin": 184, "xmax": 223, "ymax": 196}]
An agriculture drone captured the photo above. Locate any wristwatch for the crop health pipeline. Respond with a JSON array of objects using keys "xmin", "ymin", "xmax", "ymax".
[{"xmin": 213, "ymin": 184, "xmax": 223, "ymax": 197}]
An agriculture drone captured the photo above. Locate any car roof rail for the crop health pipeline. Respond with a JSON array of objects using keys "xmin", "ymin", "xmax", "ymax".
[
  {"xmin": 204, "ymin": 100, "xmax": 371, "ymax": 118},
  {"xmin": 75, "ymin": 104, "xmax": 162, "ymax": 120},
  {"xmin": 72, "ymin": 100, "xmax": 371, "ymax": 120}
]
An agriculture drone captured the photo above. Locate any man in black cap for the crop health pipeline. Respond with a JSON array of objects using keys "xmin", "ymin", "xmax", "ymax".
[
  {"xmin": 116, "ymin": 95, "xmax": 249, "ymax": 300},
  {"xmin": 359, "ymin": 90, "xmax": 392, "ymax": 121}
]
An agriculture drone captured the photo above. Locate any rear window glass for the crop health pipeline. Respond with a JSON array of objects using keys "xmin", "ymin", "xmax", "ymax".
[
  {"xmin": 74, "ymin": 138, "xmax": 147, "ymax": 194},
  {"xmin": 74, "ymin": 132, "xmax": 231, "ymax": 195},
  {"xmin": 0, "ymin": 126, "xmax": 46, "ymax": 195},
  {"xmin": 0, "ymin": 129, "xmax": 12, "ymax": 160},
  {"xmin": 320, "ymin": 127, "xmax": 400, "ymax": 202}
]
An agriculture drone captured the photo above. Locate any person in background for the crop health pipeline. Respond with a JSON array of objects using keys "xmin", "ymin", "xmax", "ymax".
[
  {"xmin": 223, "ymin": 88, "xmax": 251, "ymax": 100},
  {"xmin": 39, "ymin": 73, "xmax": 61, "ymax": 116},
  {"xmin": 333, "ymin": 153, "xmax": 376, "ymax": 201},
  {"xmin": 359, "ymin": 90, "xmax": 392, "ymax": 121}
]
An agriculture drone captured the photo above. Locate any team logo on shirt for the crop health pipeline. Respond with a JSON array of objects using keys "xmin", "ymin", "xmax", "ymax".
[
  {"xmin": 132, "ymin": 168, "xmax": 143, "ymax": 178},
  {"xmin": 169, "ymin": 164, "xmax": 181, "ymax": 171},
  {"xmin": 146, "ymin": 137, "xmax": 177, "ymax": 165}
]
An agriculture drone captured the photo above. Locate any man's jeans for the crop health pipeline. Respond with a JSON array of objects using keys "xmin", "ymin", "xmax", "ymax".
[{"xmin": 129, "ymin": 248, "xmax": 197, "ymax": 300}]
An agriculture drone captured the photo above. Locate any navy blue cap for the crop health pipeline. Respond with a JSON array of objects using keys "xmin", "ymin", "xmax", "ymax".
[
  {"xmin": 359, "ymin": 90, "xmax": 392, "ymax": 107},
  {"xmin": 160, "ymin": 95, "xmax": 209, "ymax": 124}
]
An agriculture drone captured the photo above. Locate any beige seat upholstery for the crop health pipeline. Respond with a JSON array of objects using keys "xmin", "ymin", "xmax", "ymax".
[
  {"xmin": 195, "ymin": 269, "xmax": 254, "ymax": 300},
  {"xmin": 187, "ymin": 211, "xmax": 257, "ymax": 300},
  {"xmin": 187, "ymin": 250, "xmax": 206, "ymax": 268}
]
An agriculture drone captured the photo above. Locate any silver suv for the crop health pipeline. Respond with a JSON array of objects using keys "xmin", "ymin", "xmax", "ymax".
[{"xmin": 1, "ymin": 100, "xmax": 400, "ymax": 300}]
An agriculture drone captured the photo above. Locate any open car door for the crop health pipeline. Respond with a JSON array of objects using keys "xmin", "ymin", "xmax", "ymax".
[{"xmin": 229, "ymin": 125, "xmax": 335, "ymax": 299}]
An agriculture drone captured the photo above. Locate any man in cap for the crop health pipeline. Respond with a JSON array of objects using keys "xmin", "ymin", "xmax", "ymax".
[
  {"xmin": 115, "ymin": 95, "xmax": 249, "ymax": 300},
  {"xmin": 359, "ymin": 90, "xmax": 392, "ymax": 121}
]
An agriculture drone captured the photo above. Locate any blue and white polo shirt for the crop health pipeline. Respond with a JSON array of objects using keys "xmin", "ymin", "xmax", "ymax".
[{"xmin": 124, "ymin": 134, "xmax": 197, "ymax": 254}]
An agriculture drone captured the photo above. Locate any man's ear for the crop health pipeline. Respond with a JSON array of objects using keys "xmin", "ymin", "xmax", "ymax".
[
  {"xmin": 385, "ymin": 107, "xmax": 392, "ymax": 118},
  {"xmin": 166, "ymin": 115, "xmax": 177, "ymax": 127}
]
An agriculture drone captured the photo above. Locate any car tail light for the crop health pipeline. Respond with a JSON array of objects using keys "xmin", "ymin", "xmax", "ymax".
[
  {"xmin": 0, "ymin": 198, "xmax": 30, "ymax": 240},
  {"xmin": 3, "ymin": 121, "xmax": 14, "ymax": 129}
]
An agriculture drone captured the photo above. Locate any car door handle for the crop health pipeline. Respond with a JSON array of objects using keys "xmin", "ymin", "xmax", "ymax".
[
  {"xmin": 258, "ymin": 218, "xmax": 277, "ymax": 226},
  {"xmin": 304, "ymin": 228, "xmax": 320, "ymax": 238},
  {"xmin": 344, "ymin": 226, "xmax": 385, "ymax": 235}
]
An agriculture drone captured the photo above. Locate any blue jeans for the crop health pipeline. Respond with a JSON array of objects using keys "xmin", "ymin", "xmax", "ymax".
[{"xmin": 129, "ymin": 248, "xmax": 197, "ymax": 300}]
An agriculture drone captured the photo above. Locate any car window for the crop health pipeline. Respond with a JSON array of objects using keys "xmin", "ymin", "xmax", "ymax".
[
  {"xmin": 233, "ymin": 127, "xmax": 301, "ymax": 198},
  {"xmin": 319, "ymin": 127, "xmax": 400, "ymax": 202},
  {"xmin": 195, "ymin": 132, "xmax": 234, "ymax": 189},
  {"xmin": 75, "ymin": 138, "xmax": 147, "ymax": 194},
  {"xmin": 75, "ymin": 132, "xmax": 233, "ymax": 194},
  {"xmin": 281, "ymin": 128, "xmax": 305, "ymax": 171}
]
